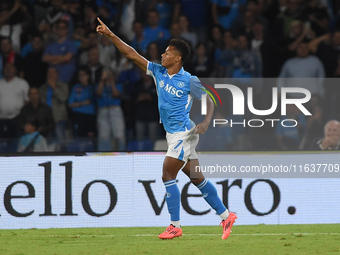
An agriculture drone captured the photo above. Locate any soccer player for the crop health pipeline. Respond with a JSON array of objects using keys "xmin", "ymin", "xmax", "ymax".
[{"xmin": 96, "ymin": 18, "xmax": 237, "ymax": 240}]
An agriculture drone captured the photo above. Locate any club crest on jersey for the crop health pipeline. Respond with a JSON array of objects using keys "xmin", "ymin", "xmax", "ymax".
[
  {"xmin": 177, "ymin": 82, "xmax": 185, "ymax": 88},
  {"xmin": 159, "ymin": 80, "xmax": 165, "ymax": 87}
]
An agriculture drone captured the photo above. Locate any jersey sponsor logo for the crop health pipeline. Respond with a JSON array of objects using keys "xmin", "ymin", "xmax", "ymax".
[
  {"xmin": 164, "ymin": 84, "xmax": 183, "ymax": 97},
  {"xmin": 159, "ymin": 80, "xmax": 165, "ymax": 88}
]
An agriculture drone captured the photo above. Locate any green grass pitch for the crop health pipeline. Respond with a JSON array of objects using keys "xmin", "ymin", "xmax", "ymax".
[{"xmin": 0, "ymin": 224, "xmax": 339, "ymax": 255}]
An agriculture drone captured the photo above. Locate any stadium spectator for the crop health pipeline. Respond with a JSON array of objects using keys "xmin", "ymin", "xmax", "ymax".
[
  {"xmin": 310, "ymin": 31, "xmax": 340, "ymax": 120},
  {"xmin": 97, "ymin": 5, "xmax": 115, "ymax": 30},
  {"xmin": 42, "ymin": 20, "xmax": 77, "ymax": 84},
  {"xmin": 18, "ymin": 87, "xmax": 55, "ymax": 138},
  {"xmin": 117, "ymin": 56, "xmax": 142, "ymax": 142},
  {"xmin": 78, "ymin": 31, "xmax": 100, "ymax": 66},
  {"xmin": 148, "ymin": 0, "xmax": 176, "ymax": 29},
  {"xmin": 144, "ymin": 9, "xmax": 170, "ymax": 50},
  {"xmin": 39, "ymin": 67, "xmax": 69, "ymax": 144},
  {"xmin": 96, "ymin": 69, "xmax": 125, "ymax": 151},
  {"xmin": 0, "ymin": 63, "xmax": 29, "ymax": 139},
  {"xmin": 310, "ymin": 31, "xmax": 340, "ymax": 77},
  {"xmin": 211, "ymin": 0, "xmax": 245, "ymax": 30},
  {"xmin": 17, "ymin": 118, "xmax": 48, "ymax": 152},
  {"xmin": 214, "ymin": 30, "xmax": 236, "ymax": 77},
  {"xmin": 117, "ymin": 0, "xmax": 135, "ymax": 42},
  {"xmin": 250, "ymin": 20, "xmax": 283, "ymax": 78},
  {"xmin": 0, "ymin": 37, "xmax": 24, "ymax": 78},
  {"xmin": 231, "ymin": 0, "xmax": 268, "ymax": 39},
  {"xmin": 227, "ymin": 34, "xmax": 262, "ymax": 81},
  {"xmin": 278, "ymin": 41, "xmax": 325, "ymax": 97},
  {"xmin": 83, "ymin": 2, "xmax": 99, "ymax": 35},
  {"xmin": 72, "ymin": 25, "xmax": 88, "ymax": 51},
  {"xmin": 66, "ymin": 1, "xmax": 82, "ymax": 27},
  {"xmin": 131, "ymin": 20, "xmax": 150, "ymax": 55},
  {"xmin": 85, "ymin": 46, "xmax": 104, "ymax": 86},
  {"xmin": 273, "ymin": 0, "xmax": 303, "ymax": 44},
  {"xmin": 0, "ymin": 0, "xmax": 33, "ymax": 52},
  {"xmin": 166, "ymin": 22, "xmax": 194, "ymax": 64},
  {"xmin": 168, "ymin": 22, "xmax": 181, "ymax": 41},
  {"xmin": 300, "ymin": 0, "xmax": 329, "ymax": 37},
  {"xmin": 187, "ymin": 42, "xmax": 214, "ymax": 78},
  {"xmin": 23, "ymin": 33, "xmax": 48, "ymax": 88},
  {"xmin": 39, "ymin": 0, "xmax": 74, "ymax": 37},
  {"xmin": 98, "ymin": 33, "xmax": 118, "ymax": 72},
  {"xmin": 173, "ymin": 0, "xmax": 208, "ymax": 42},
  {"xmin": 283, "ymin": 19, "xmax": 315, "ymax": 59},
  {"xmin": 300, "ymin": 94, "xmax": 324, "ymax": 149},
  {"xmin": 207, "ymin": 25, "xmax": 224, "ymax": 62},
  {"xmin": 178, "ymin": 15, "xmax": 197, "ymax": 49},
  {"xmin": 38, "ymin": 19, "xmax": 58, "ymax": 46},
  {"xmin": 145, "ymin": 42, "xmax": 161, "ymax": 64},
  {"xmin": 309, "ymin": 120, "xmax": 340, "ymax": 150},
  {"xmin": 134, "ymin": 70, "xmax": 160, "ymax": 144},
  {"xmin": 68, "ymin": 66, "xmax": 96, "ymax": 137}
]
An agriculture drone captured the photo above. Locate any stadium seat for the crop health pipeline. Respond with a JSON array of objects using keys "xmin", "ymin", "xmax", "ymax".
[
  {"xmin": 67, "ymin": 139, "xmax": 95, "ymax": 152},
  {"xmin": 153, "ymin": 139, "xmax": 167, "ymax": 151}
]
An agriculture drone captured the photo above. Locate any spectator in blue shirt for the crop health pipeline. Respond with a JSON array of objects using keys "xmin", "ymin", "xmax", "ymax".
[
  {"xmin": 42, "ymin": 20, "xmax": 78, "ymax": 84},
  {"xmin": 144, "ymin": 9, "xmax": 170, "ymax": 51},
  {"xmin": 131, "ymin": 20, "xmax": 151, "ymax": 55},
  {"xmin": 68, "ymin": 66, "xmax": 96, "ymax": 137},
  {"xmin": 96, "ymin": 69, "xmax": 125, "ymax": 151},
  {"xmin": 18, "ymin": 118, "xmax": 48, "ymax": 152}
]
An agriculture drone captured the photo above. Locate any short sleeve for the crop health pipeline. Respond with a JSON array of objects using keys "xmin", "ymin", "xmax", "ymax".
[
  {"xmin": 146, "ymin": 61, "xmax": 163, "ymax": 77},
  {"xmin": 190, "ymin": 76, "xmax": 206, "ymax": 100}
]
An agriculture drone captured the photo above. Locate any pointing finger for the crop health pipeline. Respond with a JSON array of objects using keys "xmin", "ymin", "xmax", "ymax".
[{"xmin": 97, "ymin": 17, "xmax": 104, "ymax": 25}]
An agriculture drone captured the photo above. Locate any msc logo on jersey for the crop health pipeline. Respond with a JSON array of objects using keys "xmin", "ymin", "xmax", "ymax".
[
  {"xmin": 177, "ymin": 82, "xmax": 185, "ymax": 88},
  {"xmin": 164, "ymin": 84, "xmax": 183, "ymax": 97},
  {"xmin": 159, "ymin": 80, "xmax": 165, "ymax": 87}
]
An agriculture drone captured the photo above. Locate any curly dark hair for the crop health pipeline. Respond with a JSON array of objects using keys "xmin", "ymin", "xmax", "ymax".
[{"xmin": 169, "ymin": 38, "xmax": 191, "ymax": 64}]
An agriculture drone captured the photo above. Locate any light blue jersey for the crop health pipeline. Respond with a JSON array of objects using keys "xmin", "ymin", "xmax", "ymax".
[{"xmin": 146, "ymin": 62, "xmax": 206, "ymax": 133}]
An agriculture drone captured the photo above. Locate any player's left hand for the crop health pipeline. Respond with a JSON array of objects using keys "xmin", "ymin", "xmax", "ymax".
[{"xmin": 194, "ymin": 121, "xmax": 210, "ymax": 135}]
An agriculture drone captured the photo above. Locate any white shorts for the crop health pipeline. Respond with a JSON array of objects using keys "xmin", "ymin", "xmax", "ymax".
[{"xmin": 166, "ymin": 127, "xmax": 199, "ymax": 162}]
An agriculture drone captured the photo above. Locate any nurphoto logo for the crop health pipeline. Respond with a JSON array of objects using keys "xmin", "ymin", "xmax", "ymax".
[{"xmin": 201, "ymin": 84, "xmax": 312, "ymax": 128}]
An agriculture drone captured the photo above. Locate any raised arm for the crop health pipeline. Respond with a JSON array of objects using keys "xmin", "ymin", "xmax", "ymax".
[{"xmin": 96, "ymin": 17, "xmax": 148, "ymax": 72}]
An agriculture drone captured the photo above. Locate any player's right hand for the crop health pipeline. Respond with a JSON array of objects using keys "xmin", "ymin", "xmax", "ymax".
[{"xmin": 96, "ymin": 17, "xmax": 111, "ymax": 37}]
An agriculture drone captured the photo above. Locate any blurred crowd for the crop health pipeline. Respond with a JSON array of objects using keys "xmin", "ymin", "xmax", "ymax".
[{"xmin": 0, "ymin": 0, "xmax": 340, "ymax": 152}]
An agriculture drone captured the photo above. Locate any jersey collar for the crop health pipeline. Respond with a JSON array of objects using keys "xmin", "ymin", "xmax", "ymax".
[
  {"xmin": 167, "ymin": 67, "xmax": 184, "ymax": 78},
  {"xmin": 178, "ymin": 67, "xmax": 184, "ymax": 75}
]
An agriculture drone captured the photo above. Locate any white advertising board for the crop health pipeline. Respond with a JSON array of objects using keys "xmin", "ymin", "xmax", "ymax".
[{"xmin": 0, "ymin": 152, "xmax": 339, "ymax": 229}]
